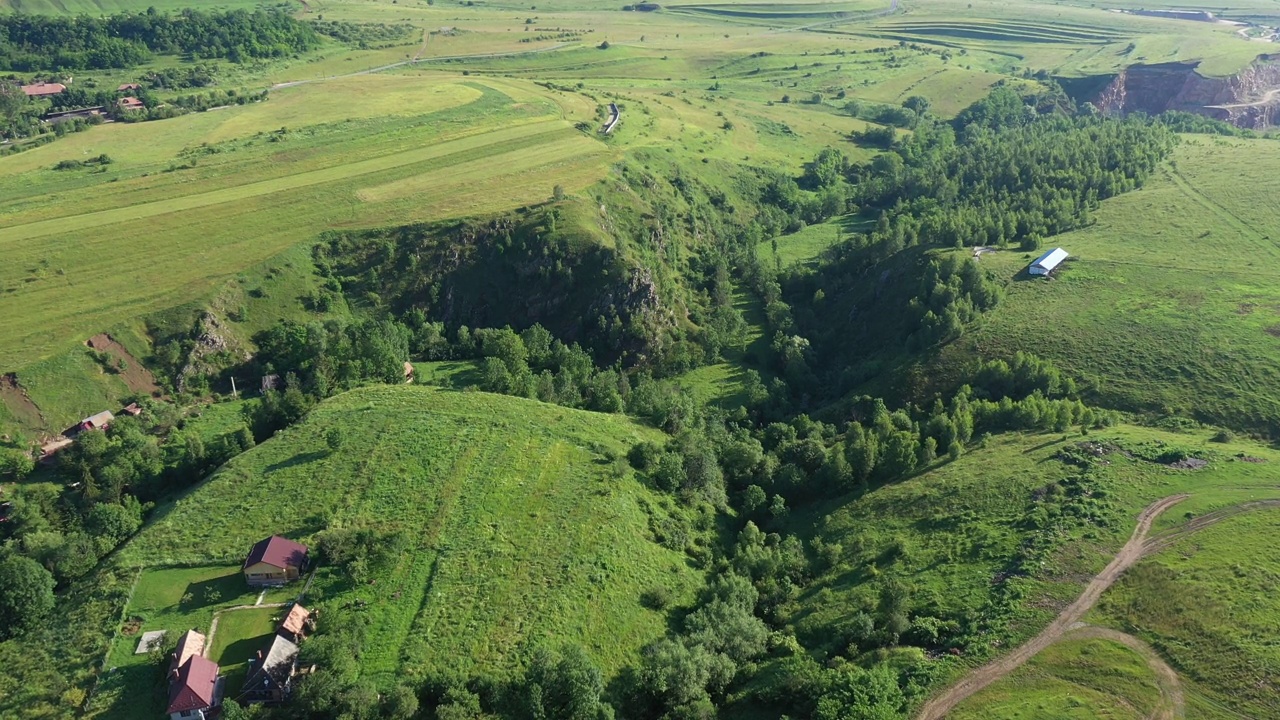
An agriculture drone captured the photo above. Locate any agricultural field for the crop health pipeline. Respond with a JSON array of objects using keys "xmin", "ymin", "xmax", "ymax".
[
  {"xmin": 4, "ymin": 0, "xmax": 1280, "ymax": 719},
  {"xmin": 84, "ymin": 385, "xmax": 702, "ymax": 717}
]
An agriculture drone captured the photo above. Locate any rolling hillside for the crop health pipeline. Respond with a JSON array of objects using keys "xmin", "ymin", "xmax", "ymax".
[{"xmin": 84, "ymin": 385, "xmax": 702, "ymax": 718}]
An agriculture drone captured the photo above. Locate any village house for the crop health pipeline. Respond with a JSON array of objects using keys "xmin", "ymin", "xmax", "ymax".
[
  {"xmin": 118, "ymin": 83, "xmax": 141, "ymax": 92},
  {"xmin": 21, "ymin": 82, "xmax": 66, "ymax": 97},
  {"xmin": 79, "ymin": 410, "xmax": 114, "ymax": 432},
  {"xmin": 166, "ymin": 655, "xmax": 222, "ymax": 720},
  {"xmin": 242, "ymin": 535, "xmax": 309, "ymax": 587},
  {"xmin": 277, "ymin": 603, "xmax": 313, "ymax": 643},
  {"xmin": 118, "ymin": 97, "xmax": 145, "ymax": 112},
  {"xmin": 242, "ymin": 634, "xmax": 301, "ymax": 705}
]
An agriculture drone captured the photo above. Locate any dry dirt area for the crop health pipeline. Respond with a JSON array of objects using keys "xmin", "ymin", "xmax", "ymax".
[
  {"xmin": 86, "ymin": 333, "xmax": 159, "ymax": 396},
  {"xmin": 0, "ymin": 372, "xmax": 45, "ymax": 430}
]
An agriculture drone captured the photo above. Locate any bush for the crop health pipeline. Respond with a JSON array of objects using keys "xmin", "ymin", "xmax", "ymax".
[{"xmin": 1210, "ymin": 429, "xmax": 1234, "ymax": 443}]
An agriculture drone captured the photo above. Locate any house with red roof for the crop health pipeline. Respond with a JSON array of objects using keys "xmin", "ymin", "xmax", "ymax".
[
  {"xmin": 166, "ymin": 654, "xmax": 222, "ymax": 720},
  {"xmin": 242, "ymin": 536, "xmax": 309, "ymax": 587},
  {"xmin": 118, "ymin": 96, "xmax": 145, "ymax": 112}
]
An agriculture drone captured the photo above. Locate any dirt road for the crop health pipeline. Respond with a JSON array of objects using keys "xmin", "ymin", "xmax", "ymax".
[
  {"xmin": 270, "ymin": 43, "xmax": 572, "ymax": 90},
  {"xmin": 1064, "ymin": 624, "xmax": 1185, "ymax": 720},
  {"xmin": 914, "ymin": 494, "xmax": 1189, "ymax": 720}
]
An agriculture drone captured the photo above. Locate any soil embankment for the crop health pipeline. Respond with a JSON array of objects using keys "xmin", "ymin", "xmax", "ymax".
[{"xmin": 86, "ymin": 333, "xmax": 159, "ymax": 395}]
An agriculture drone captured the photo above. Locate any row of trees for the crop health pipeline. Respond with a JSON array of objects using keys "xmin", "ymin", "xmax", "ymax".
[{"xmin": 0, "ymin": 8, "xmax": 320, "ymax": 70}]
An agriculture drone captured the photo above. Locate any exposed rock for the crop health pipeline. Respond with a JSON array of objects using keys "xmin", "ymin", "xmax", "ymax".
[{"xmin": 1067, "ymin": 56, "xmax": 1280, "ymax": 129}]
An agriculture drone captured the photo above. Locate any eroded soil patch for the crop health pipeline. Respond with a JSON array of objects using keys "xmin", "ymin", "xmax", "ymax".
[{"xmin": 86, "ymin": 333, "xmax": 159, "ymax": 396}]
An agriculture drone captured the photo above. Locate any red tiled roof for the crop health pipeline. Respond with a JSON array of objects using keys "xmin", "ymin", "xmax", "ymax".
[
  {"xmin": 244, "ymin": 536, "xmax": 308, "ymax": 571},
  {"xmin": 167, "ymin": 655, "xmax": 219, "ymax": 714},
  {"xmin": 118, "ymin": 96, "xmax": 144, "ymax": 110},
  {"xmin": 117, "ymin": 83, "xmax": 141, "ymax": 91},
  {"xmin": 21, "ymin": 83, "xmax": 65, "ymax": 97}
]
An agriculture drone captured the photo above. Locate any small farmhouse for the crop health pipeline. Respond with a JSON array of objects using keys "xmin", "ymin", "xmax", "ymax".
[
  {"xmin": 21, "ymin": 83, "xmax": 66, "ymax": 97},
  {"xmin": 166, "ymin": 655, "xmax": 222, "ymax": 720},
  {"xmin": 1029, "ymin": 247, "xmax": 1068, "ymax": 276},
  {"xmin": 243, "ymin": 536, "xmax": 309, "ymax": 587},
  {"xmin": 79, "ymin": 410, "xmax": 114, "ymax": 432},
  {"xmin": 277, "ymin": 603, "xmax": 313, "ymax": 642},
  {"xmin": 118, "ymin": 83, "xmax": 141, "ymax": 92},
  {"xmin": 242, "ymin": 634, "xmax": 301, "ymax": 704},
  {"xmin": 118, "ymin": 96, "xmax": 145, "ymax": 112}
]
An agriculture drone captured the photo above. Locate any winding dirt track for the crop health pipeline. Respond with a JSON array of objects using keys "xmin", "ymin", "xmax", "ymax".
[
  {"xmin": 1063, "ymin": 624, "xmax": 1184, "ymax": 720},
  {"xmin": 914, "ymin": 495, "xmax": 1189, "ymax": 720}
]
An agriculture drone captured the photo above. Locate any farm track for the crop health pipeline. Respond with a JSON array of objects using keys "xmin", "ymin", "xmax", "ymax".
[
  {"xmin": 270, "ymin": 43, "xmax": 573, "ymax": 90},
  {"xmin": 1163, "ymin": 165, "xmax": 1270, "ymax": 245},
  {"xmin": 916, "ymin": 493, "xmax": 1280, "ymax": 719},
  {"xmin": 915, "ymin": 494, "xmax": 1189, "ymax": 720},
  {"xmin": 1062, "ymin": 624, "xmax": 1184, "ymax": 720}
]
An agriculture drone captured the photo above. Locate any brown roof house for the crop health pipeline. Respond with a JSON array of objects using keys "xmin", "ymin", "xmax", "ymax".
[
  {"xmin": 243, "ymin": 536, "xmax": 309, "ymax": 587},
  {"xmin": 242, "ymin": 634, "xmax": 301, "ymax": 705},
  {"xmin": 277, "ymin": 604, "xmax": 313, "ymax": 643},
  {"xmin": 118, "ymin": 96, "xmax": 145, "ymax": 112},
  {"xmin": 169, "ymin": 629, "xmax": 206, "ymax": 674},
  {"xmin": 21, "ymin": 82, "xmax": 65, "ymax": 97},
  {"xmin": 118, "ymin": 83, "xmax": 141, "ymax": 92},
  {"xmin": 166, "ymin": 654, "xmax": 223, "ymax": 720}
]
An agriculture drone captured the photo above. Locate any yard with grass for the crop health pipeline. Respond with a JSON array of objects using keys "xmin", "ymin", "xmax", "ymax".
[{"xmin": 80, "ymin": 385, "xmax": 702, "ymax": 717}]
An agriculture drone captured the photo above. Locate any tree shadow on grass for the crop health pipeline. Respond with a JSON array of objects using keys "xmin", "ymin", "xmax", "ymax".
[
  {"xmin": 180, "ymin": 572, "xmax": 252, "ymax": 614},
  {"xmin": 97, "ymin": 662, "xmax": 165, "ymax": 720},
  {"xmin": 264, "ymin": 451, "xmax": 328, "ymax": 474},
  {"xmin": 215, "ymin": 631, "xmax": 276, "ymax": 684}
]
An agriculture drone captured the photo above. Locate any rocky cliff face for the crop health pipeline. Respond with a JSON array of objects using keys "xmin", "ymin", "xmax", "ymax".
[{"xmin": 1080, "ymin": 56, "xmax": 1280, "ymax": 128}]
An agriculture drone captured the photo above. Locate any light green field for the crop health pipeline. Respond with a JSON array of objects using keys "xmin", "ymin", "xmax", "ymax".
[
  {"xmin": 0, "ymin": 78, "xmax": 608, "ymax": 372},
  {"xmin": 949, "ymin": 635, "xmax": 1163, "ymax": 720},
  {"xmin": 789, "ymin": 423, "xmax": 1280, "ymax": 716},
  {"xmin": 937, "ymin": 136, "xmax": 1280, "ymax": 434},
  {"xmin": 82, "ymin": 385, "xmax": 701, "ymax": 717}
]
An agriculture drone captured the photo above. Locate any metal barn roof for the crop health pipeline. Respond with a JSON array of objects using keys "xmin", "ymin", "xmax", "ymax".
[{"xmin": 1030, "ymin": 247, "xmax": 1068, "ymax": 274}]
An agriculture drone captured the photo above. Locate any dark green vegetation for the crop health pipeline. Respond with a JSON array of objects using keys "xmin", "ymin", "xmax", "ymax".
[
  {"xmin": 0, "ymin": 8, "xmax": 318, "ymax": 70},
  {"xmin": 2, "ymin": 0, "xmax": 1280, "ymax": 717}
]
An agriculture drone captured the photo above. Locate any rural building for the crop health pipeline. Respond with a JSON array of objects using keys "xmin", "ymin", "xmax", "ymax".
[
  {"xmin": 243, "ymin": 536, "xmax": 309, "ymax": 587},
  {"xmin": 166, "ymin": 655, "xmax": 222, "ymax": 720},
  {"xmin": 21, "ymin": 83, "xmax": 66, "ymax": 97},
  {"xmin": 118, "ymin": 97, "xmax": 145, "ymax": 112},
  {"xmin": 43, "ymin": 107, "xmax": 104, "ymax": 123},
  {"xmin": 117, "ymin": 83, "xmax": 141, "ymax": 92},
  {"xmin": 261, "ymin": 374, "xmax": 280, "ymax": 392},
  {"xmin": 277, "ymin": 604, "xmax": 313, "ymax": 642},
  {"xmin": 1029, "ymin": 247, "xmax": 1069, "ymax": 276},
  {"xmin": 122, "ymin": 402, "xmax": 143, "ymax": 416},
  {"xmin": 242, "ymin": 634, "xmax": 301, "ymax": 704},
  {"xmin": 169, "ymin": 629, "xmax": 206, "ymax": 674},
  {"xmin": 79, "ymin": 410, "xmax": 114, "ymax": 432},
  {"xmin": 403, "ymin": 361, "xmax": 415, "ymax": 384}
]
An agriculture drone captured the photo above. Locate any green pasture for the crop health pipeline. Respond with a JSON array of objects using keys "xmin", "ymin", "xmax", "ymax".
[
  {"xmin": 1093, "ymin": 507, "xmax": 1280, "ymax": 718},
  {"xmin": 106, "ymin": 386, "xmax": 700, "ymax": 694},
  {"xmin": 0, "ymin": 79, "xmax": 608, "ymax": 373},
  {"xmin": 789, "ymin": 422, "xmax": 1280, "ymax": 703},
  {"xmin": 935, "ymin": 136, "xmax": 1280, "ymax": 434},
  {"xmin": 949, "ymin": 635, "xmax": 1163, "ymax": 719}
]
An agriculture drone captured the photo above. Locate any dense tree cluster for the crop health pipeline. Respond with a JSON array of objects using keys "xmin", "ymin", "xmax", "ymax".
[{"xmin": 0, "ymin": 8, "xmax": 320, "ymax": 70}]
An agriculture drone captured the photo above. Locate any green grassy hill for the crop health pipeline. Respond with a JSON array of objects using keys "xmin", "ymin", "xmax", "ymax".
[
  {"xmin": 84, "ymin": 385, "xmax": 701, "ymax": 718},
  {"xmin": 933, "ymin": 135, "xmax": 1280, "ymax": 435},
  {"xmin": 773, "ymin": 423, "xmax": 1280, "ymax": 718}
]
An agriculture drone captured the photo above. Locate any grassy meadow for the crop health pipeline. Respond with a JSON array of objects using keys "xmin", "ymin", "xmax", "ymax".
[
  {"xmin": 932, "ymin": 136, "xmax": 1280, "ymax": 434},
  {"xmin": 85, "ymin": 385, "xmax": 703, "ymax": 717}
]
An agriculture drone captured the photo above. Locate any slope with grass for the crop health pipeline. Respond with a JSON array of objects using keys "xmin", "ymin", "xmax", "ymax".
[
  {"xmin": 928, "ymin": 136, "xmax": 1280, "ymax": 435},
  {"xmin": 773, "ymin": 423, "xmax": 1280, "ymax": 718},
  {"xmin": 83, "ymin": 384, "xmax": 700, "ymax": 717}
]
